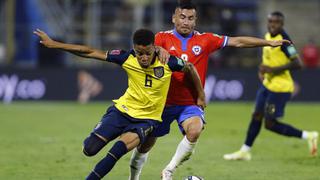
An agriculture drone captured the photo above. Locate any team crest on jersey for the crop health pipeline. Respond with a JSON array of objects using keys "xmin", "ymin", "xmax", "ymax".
[
  {"xmin": 153, "ymin": 67, "xmax": 164, "ymax": 78},
  {"xmin": 192, "ymin": 45, "xmax": 202, "ymax": 56}
]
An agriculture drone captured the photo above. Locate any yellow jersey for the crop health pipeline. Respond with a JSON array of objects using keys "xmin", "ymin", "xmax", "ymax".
[
  {"xmin": 106, "ymin": 49, "xmax": 186, "ymax": 122},
  {"xmin": 262, "ymin": 31, "xmax": 298, "ymax": 93}
]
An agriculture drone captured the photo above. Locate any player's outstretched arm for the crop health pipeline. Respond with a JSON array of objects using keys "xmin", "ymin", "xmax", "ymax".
[
  {"xmin": 182, "ymin": 62, "xmax": 206, "ymax": 109},
  {"xmin": 227, "ymin": 36, "xmax": 291, "ymax": 48},
  {"xmin": 34, "ymin": 29, "xmax": 106, "ymax": 61},
  {"xmin": 260, "ymin": 56, "xmax": 303, "ymax": 74}
]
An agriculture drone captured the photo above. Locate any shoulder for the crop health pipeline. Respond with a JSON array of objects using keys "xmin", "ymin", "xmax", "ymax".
[
  {"xmin": 157, "ymin": 30, "xmax": 174, "ymax": 35},
  {"xmin": 156, "ymin": 30, "xmax": 174, "ymax": 37},
  {"xmin": 193, "ymin": 31, "xmax": 223, "ymax": 38},
  {"xmin": 264, "ymin": 32, "xmax": 270, "ymax": 39},
  {"xmin": 279, "ymin": 30, "xmax": 292, "ymax": 41},
  {"xmin": 193, "ymin": 31, "xmax": 226, "ymax": 43},
  {"xmin": 278, "ymin": 31, "xmax": 298, "ymax": 58},
  {"xmin": 106, "ymin": 49, "xmax": 134, "ymax": 65},
  {"xmin": 193, "ymin": 31, "xmax": 227, "ymax": 49}
]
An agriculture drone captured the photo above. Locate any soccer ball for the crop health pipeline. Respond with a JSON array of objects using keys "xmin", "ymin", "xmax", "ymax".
[{"xmin": 184, "ymin": 175, "xmax": 204, "ymax": 180}]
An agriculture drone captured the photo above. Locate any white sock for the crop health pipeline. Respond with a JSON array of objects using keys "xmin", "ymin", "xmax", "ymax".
[
  {"xmin": 240, "ymin": 144, "xmax": 251, "ymax": 152},
  {"xmin": 302, "ymin": 131, "xmax": 309, "ymax": 139},
  {"xmin": 129, "ymin": 148, "xmax": 149, "ymax": 180},
  {"xmin": 165, "ymin": 136, "xmax": 196, "ymax": 171}
]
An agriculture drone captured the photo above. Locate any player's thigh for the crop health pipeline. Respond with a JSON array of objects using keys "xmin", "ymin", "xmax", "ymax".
[
  {"xmin": 93, "ymin": 106, "xmax": 128, "ymax": 141},
  {"xmin": 124, "ymin": 119, "xmax": 160, "ymax": 148},
  {"xmin": 264, "ymin": 91, "xmax": 291, "ymax": 120},
  {"xmin": 254, "ymin": 85, "xmax": 269, "ymax": 113},
  {"xmin": 177, "ymin": 105, "xmax": 205, "ymax": 134},
  {"xmin": 149, "ymin": 106, "xmax": 177, "ymax": 137}
]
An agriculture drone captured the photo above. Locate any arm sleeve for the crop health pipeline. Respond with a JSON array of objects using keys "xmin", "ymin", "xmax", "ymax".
[
  {"xmin": 155, "ymin": 33, "xmax": 163, "ymax": 47},
  {"xmin": 280, "ymin": 32, "xmax": 298, "ymax": 59},
  {"xmin": 167, "ymin": 56, "xmax": 186, "ymax": 72},
  {"xmin": 207, "ymin": 33, "xmax": 228, "ymax": 52},
  {"xmin": 106, "ymin": 50, "xmax": 130, "ymax": 65}
]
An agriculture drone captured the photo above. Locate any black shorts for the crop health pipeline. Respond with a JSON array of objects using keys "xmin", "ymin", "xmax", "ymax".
[{"xmin": 92, "ymin": 106, "xmax": 160, "ymax": 144}]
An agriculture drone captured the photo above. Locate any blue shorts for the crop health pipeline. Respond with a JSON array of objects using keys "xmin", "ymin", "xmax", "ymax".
[
  {"xmin": 151, "ymin": 105, "xmax": 205, "ymax": 137},
  {"xmin": 92, "ymin": 106, "xmax": 160, "ymax": 144},
  {"xmin": 254, "ymin": 85, "xmax": 291, "ymax": 120}
]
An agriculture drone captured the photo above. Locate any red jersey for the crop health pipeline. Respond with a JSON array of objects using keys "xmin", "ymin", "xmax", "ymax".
[{"xmin": 155, "ymin": 29, "xmax": 228, "ymax": 105}]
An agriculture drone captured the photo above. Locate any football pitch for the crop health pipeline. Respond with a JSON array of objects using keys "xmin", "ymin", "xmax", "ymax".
[{"xmin": 1, "ymin": 102, "xmax": 319, "ymax": 180}]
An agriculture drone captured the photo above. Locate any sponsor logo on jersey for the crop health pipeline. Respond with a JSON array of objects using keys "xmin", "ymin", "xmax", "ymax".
[
  {"xmin": 154, "ymin": 67, "xmax": 164, "ymax": 78},
  {"xmin": 192, "ymin": 45, "xmax": 202, "ymax": 56},
  {"xmin": 169, "ymin": 46, "xmax": 176, "ymax": 51}
]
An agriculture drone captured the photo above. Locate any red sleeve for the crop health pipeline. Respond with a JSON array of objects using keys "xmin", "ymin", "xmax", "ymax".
[
  {"xmin": 155, "ymin": 32, "xmax": 164, "ymax": 47},
  {"xmin": 207, "ymin": 33, "xmax": 228, "ymax": 53}
]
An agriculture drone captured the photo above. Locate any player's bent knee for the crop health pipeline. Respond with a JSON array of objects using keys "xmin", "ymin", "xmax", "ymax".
[
  {"xmin": 186, "ymin": 128, "xmax": 202, "ymax": 142},
  {"xmin": 83, "ymin": 134, "xmax": 107, "ymax": 157}
]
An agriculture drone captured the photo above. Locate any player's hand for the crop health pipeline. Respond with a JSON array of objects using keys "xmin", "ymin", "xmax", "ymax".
[
  {"xmin": 197, "ymin": 93, "xmax": 206, "ymax": 110},
  {"xmin": 269, "ymin": 39, "xmax": 291, "ymax": 47},
  {"xmin": 33, "ymin": 29, "xmax": 58, "ymax": 48},
  {"xmin": 259, "ymin": 65, "xmax": 273, "ymax": 74},
  {"xmin": 259, "ymin": 65, "xmax": 282, "ymax": 74},
  {"xmin": 258, "ymin": 70, "xmax": 264, "ymax": 82},
  {"xmin": 155, "ymin": 46, "xmax": 170, "ymax": 64},
  {"xmin": 260, "ymin": 65, "xmax": 284, "ymax": 74}
]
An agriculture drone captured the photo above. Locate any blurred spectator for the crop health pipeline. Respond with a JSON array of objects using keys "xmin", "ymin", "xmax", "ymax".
[{"xmin": 301, "ymin": 39, "xmax": 319, "ymax": 68}]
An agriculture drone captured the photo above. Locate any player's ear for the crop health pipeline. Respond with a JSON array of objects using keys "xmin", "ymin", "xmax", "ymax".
[
  {"xmin": 172, "ymin": 8, "xmax": 178, "ymax": 24},
  {"xmin": 172, "ymin": 14, "xmax": 176, "ymax": 24}
]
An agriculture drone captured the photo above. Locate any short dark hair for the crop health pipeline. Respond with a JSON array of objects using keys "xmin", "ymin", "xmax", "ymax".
[
  {"xmin": 133, "ymin": 29, "xmax": 155, "ymax": 46},
  {"xmin": 269, "ymin": 11, "xmax": 285, "ymax": 19},
  {"xmin": 176, "ymin": 0, "xmax": 196, "ymax": 10}
]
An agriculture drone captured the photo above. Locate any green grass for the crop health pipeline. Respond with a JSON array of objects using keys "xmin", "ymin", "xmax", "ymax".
[{"xmin": 0, "ymin": 102, "xmax": 319, "ymax": 180}]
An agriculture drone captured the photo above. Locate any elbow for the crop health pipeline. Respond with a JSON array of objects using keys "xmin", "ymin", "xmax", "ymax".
[
  {"xmin": 298, "ymin": 60, "xmax": 304, "ymax": 69},
  {"xmin": 295, "ymin": 58, "xmax": 304, "ymax": 69}
]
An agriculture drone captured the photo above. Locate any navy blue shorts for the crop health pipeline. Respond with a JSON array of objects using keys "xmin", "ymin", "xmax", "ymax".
[
  {"xmin": 92, "ymin": 106, "xmax": 160, "ymax": 144},
  {"xmin": 254, "ymin": 85, "xmax": 291, "ymax": 120},
  {"xmin": 150, "ymin": 105, "xmax": 205, "ymax": 137}
]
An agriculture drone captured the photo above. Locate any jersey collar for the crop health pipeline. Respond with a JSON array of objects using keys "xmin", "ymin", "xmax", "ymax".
[
  {"xmin": 173, "ymin": 28, "xmax": 194, "ymax": 39},
  {"xmin": 173, "ymin": 29, "xmax": 194, "ymax": 51}
]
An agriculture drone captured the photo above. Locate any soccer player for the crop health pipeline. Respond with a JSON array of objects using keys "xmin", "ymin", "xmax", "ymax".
[
  {"xmin": 34, "ymin": 28, "xmax": 205, "ymax": 179},
  {"xmin": 129, "ymin": 2, "xmax": 292, "ymax": 180},
  {"xmin": 223, "ymin": 11, "xmax": 319, "ymax": 161}
]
